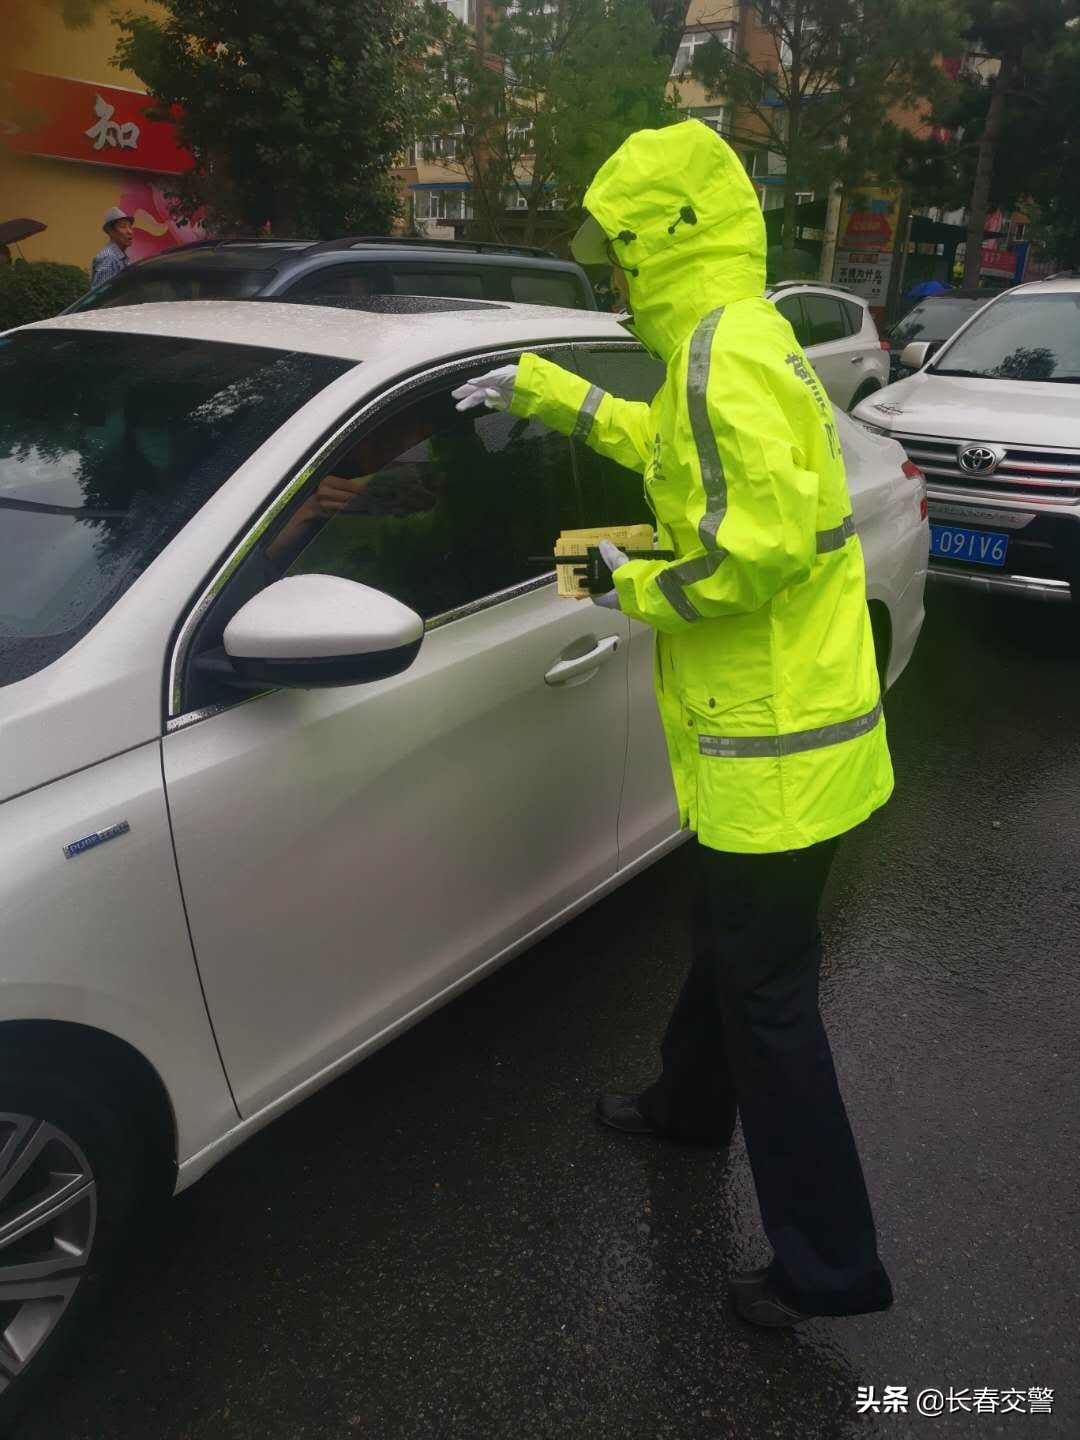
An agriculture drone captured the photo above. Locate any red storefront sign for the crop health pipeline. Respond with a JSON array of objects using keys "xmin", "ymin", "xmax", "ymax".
[
  {"xmin": 6, "ymin": 71, "xmax": 193, "ymax": 175},
  {"xmin": 841, "ymin": 210, "xmax": 894, "ymax": 249},
  {"xmin": 980, "ymin": 244, "xmax": 1016, "ymax": 277}
]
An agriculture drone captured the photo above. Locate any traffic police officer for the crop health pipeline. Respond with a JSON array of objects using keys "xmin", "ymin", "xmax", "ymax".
[{"xmin": 453, "ymin": 120, "xmax": 894, "ymax": 1326}]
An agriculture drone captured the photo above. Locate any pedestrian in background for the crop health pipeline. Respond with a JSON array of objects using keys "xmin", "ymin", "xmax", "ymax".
[
  {"xmin": 90, "ymin": 207, "xmax": 135, "ymax": 289},
  {"xmin": 453, "ymin": 120, "xmax": 894, "ymax": 1328}
]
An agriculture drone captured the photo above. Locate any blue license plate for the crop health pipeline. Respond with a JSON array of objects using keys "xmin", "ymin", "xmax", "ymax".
[{"xmin": 930, "ymin": 524, "xmax": 1009, "ymax": 567}]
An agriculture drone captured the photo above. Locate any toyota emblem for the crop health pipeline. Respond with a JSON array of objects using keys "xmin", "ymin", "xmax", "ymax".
[{"xmin": 958, "ymin": 444, "xmax": 1001, "ymax": 475}]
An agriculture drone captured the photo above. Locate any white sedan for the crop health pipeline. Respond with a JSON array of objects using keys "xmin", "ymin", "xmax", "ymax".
[{"xmin": 0, "ymin": 299, "xmax": 928, "ymax": 1415}]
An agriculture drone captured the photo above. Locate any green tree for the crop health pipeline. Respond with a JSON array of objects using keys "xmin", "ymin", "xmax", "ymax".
[
  {"xmin": 693, "ymin": 0, "xmax": 965, "ymax": 273},
  {"xmin": 418, "ymin": 0, "xmax": 676, "ymax": 247},
  {"xmin": 114, "ymin": 0, "xmax": 431, "ymax": 236},
  {"xmin": 927, "ymin": 3, "xmax": 1077, "ymax": 281}
]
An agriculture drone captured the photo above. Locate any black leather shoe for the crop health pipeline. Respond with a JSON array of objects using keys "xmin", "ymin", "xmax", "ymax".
[
  {"xmin": 728, "ymin": 1270, "xmax": 810, "ymax": 1328},
  {"xmin": 729, "ymin": 1267, "xmax": 893, "ymax": 1326},
  {"xmin": 727, "ymin": 1265, "xmax": 771, "ymax": 1293},
  {"xmin": 595, "ymin": 1094, "xmax": 656, "ymax": 1134},
  {"xmin": 595, "ymin": 1094, "xmax": 730, "ymax": 1146}
]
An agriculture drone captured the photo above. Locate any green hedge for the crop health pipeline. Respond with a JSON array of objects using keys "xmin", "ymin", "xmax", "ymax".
[{"xmin": 0, "ymin": 259, "xmax": 91, "ymax": 330}]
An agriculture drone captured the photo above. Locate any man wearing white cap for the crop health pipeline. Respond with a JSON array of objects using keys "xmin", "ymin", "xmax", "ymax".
[{"xmin": 90, "ymin": 207, "xmax": 135, "ymax": 289}]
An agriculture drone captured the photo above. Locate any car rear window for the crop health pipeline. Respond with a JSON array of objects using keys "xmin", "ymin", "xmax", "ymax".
[{"xmin": 0, "ymin": 330, "xmax": 351, "ymax": 686}]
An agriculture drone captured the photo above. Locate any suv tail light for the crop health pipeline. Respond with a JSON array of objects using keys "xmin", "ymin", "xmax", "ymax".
[
  {"xmin": 879, "ymin": 339, "xmax": 890, "ymax": 351},
  {"xmin": 902, "ymin": 459, "xmax": 929, "ymax": 520}
]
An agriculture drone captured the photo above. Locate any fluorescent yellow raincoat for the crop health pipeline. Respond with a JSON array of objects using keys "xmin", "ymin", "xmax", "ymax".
[{"xmin": 510, "ymin": 121, "xmax": 893, "ymax": 853}]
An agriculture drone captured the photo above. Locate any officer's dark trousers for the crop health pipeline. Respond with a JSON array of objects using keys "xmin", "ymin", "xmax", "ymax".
[{"xmin": 638, "ymin": 837, "xmax": 892, "ymax": 1316}]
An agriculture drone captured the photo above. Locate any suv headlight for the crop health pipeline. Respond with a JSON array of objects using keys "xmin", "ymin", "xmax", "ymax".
[{"xmin": 854, "ymin": 418, "xmax": 889, "ymax": 437}]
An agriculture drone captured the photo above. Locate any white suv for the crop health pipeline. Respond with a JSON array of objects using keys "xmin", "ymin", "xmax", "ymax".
[
  {"xmin": 0, "ymin": 297, "xmax": 927, "ymax": 1418},
  {"xmin": 768, "ymin": 282, "xmax": 891, "ymax": 410},
  {"xmin": 854, "ymin": 275, "xmax": 1080, "ymax": 605}
]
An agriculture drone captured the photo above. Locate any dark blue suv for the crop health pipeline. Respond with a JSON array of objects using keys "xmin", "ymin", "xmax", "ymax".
[{"xmin": 67, "ymin": 235, "xmax": 597, "ymax": 313}]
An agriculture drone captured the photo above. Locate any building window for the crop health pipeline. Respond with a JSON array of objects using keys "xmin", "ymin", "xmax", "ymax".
[
  {"xmin": 434, "ymin": 0, "xmax": 473, "ymax": 23},
  {"xmin": 742, "ymin": 147, "xmax": 782, "ymax": 179},
  {"xmin": 413, "ymin": 189, "xmax": 473, "ymax": 223},
  {"xmin": 505, "ymin": 186, "xmax": 560, "ymax": 211},
  {"xmin": 421, "ymin": 125, "xmax": 465, "ymax": 163},
  {"xmin": 694, "ymin": 108, "xmax": 729, "ymax": 137},
  {"xmin": 672, "ymin": 29, "xmax": 733, "ymax": 76}
]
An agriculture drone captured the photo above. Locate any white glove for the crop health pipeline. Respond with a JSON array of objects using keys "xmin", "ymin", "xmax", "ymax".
[
  {"xmin": 452, "ymin": 364, "xmax": 519, "ymax": 413},
  {"xmin": 598, "ymin": 539, "xmax": 629, "ymax": 570},
  {"xmin": 590, "ymin": 538, "xmax": 629, "ymax": 610}
]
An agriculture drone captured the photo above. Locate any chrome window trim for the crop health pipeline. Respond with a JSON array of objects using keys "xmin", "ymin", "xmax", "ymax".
[
  {"xmin": 569, "ymin": 340, "xmax": 650, "ymax": 353},
  {"xmin": 166, "ymin": 341, "xmax": 582, "ymax": 722}
]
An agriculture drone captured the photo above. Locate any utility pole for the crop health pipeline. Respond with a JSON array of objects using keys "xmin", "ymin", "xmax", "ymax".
[{"xmin": 819, "ymin": 178, "xmax": 843, "ymax": 283}]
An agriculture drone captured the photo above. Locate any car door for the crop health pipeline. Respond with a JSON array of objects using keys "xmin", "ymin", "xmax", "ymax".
[
  {"xmin": 800, "ymin": 292, "xmax": 859, "ymax": 408},
  {"xmin": 161, "ymin": 350, "xmax": 631, "ymax": 1117},
  {"xmin": 569, "ymin": 343, "xmax": 682, "ymax": 869}
]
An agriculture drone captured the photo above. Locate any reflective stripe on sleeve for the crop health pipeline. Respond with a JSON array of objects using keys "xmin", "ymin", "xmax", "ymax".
[
  {"xmin": 816, "ymin": 514, "xmax": 856, "ymax": 553},
  {"xmin": 573, "ymin": 384, "xmax": 606, "ymax": 442},
  {"xmin": 698, "ymin": 701, "xmax": 883, "ymax": 758},
  {"xmin": 686, "ymin": 307, "xmax": 727, "ymax": 550},
  {"xmin": 656, "ymin": 568, "xmax": 702, "ymax": 622},
  {"xmin": 653, "ymin": 513, "xmax": 853, "ymax": 625}
]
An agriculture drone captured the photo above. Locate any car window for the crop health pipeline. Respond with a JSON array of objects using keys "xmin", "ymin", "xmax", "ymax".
[
  {"xmin": 0, "ymin": 330, "xmax": 351, "ymax": 688},
  {"xmin": 933, "ymin": 293, "xmax": 1080, "ymax": 381},
  {"xmin": 802, "ymin": 295, "xmax": 847, "ymax": 345},
  {"xmin": 285, "ymin": 267, "xmax": 376, "ymax": 301},
  {"xmin": 840, "ymin": 300, "xmax": 864, "ymax": 336},
  {"xmin": 571, "ymin": 346, "xmax": 664, "ymax": 528},
  {"xmin": 889, "ymin": 297, "xmax": 987, "ymax": 347},
  {"xmin": 69, "ymin": 266, "xmax": 274, "ymax": 311},
  {"xmin": 775, "ymin": 295, "xmax": 809, "ymax": 347},
  {"xmin": 253, "ymin": 370, "xmax": 580, "ymax": 624},
  {"xmin": 510, "ymin": 271, "xmax": 583, "ymax": 308},
  {"xmin": 389, "ymin": 268, "xmax": 487, "ymax": 300}
]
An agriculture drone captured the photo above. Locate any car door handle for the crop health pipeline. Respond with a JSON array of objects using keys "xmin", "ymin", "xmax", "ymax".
[
  {"xmin": 544, "ymin": 635, "xmax": 620, "ymax": 686},
  {"xmin": 850, "ymin": 355, "xmax": 865, "ymax": 364}
]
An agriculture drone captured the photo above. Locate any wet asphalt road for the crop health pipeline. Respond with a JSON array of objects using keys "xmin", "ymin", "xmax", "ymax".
[{"xmin": 21, "ymin": 586, "xmax": 1080, "ymax": 1440}]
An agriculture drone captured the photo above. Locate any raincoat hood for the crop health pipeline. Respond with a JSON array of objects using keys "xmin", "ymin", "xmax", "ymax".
[{"xmin": 582, "ymin": 120, "xmax": 766, "ymax": 361}]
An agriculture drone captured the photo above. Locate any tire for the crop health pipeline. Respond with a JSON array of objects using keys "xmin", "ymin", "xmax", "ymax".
[
  {"xmin": 848, "ymin": 381, "xmax": 881, "ymax": 411},
  {"xmin": 0, "ymin": 1046, "xmax": 146, "ymax": 1431},
  {"xmin": 870, "ymin": 604, "xmax": 891, "ymax": 694}
]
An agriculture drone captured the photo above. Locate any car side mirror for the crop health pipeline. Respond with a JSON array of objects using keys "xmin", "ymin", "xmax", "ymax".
[
  {"xmin": 900, "ymin": 341, "xmax": 933, "ymax": 371},
  {"xmin": 217, "ymin": 574, "xmax": 424, "ymax": 689}
]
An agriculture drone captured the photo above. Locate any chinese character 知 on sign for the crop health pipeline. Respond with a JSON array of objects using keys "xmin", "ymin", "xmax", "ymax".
[{"xmin": 86, "ymin": 94, "xmax": 140, "ymax": 152}]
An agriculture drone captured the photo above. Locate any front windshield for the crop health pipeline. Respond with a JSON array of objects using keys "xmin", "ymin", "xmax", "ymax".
[
  {"xmin": 0, "ymin": 330, "xmax": 351, "ymax": 686},
  {"xmin": 932, "ymin": 292, "xmax": 1080, "ymax": 381},
  {"xmin": 890, "ymin": 297, "xmax": 986, "ymax": 346},
  {"xmin": 69, "ymin": 266, "xmax": 276, "ymax": 312}
]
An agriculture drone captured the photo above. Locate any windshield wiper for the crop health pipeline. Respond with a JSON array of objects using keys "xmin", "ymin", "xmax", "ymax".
[
  {"xmin": 930, "ymin": 367, "xmax": 990, "ymax": 378},
  {"xmin": 0, "ymin": 496, "xmax": 128, "ymax": 518}
]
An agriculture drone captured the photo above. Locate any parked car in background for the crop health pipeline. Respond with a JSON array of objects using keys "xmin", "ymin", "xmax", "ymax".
[
  {"xmin": 767, "ymin": 281, "xmax": 891, "ymax": 410},
  {"xmin": 886, "ymin": 288, "xmax": 994, "ymax": 382},
  {"xmin": 64, "ymin": 236, "xmax": 598, "ymax": 314},
  {"xmin": 854, "ymin": 274, "xmax": 1080, "ymax": 607},
  {"xmin": 0, "ymin": 295, "xmax": 926, "ymax": 1420}
]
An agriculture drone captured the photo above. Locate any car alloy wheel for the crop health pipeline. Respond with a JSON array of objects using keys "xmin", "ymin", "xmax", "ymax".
[{"xmin": 0, "ymin": 1113, "xmax": 97, "ymax": 1397}]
